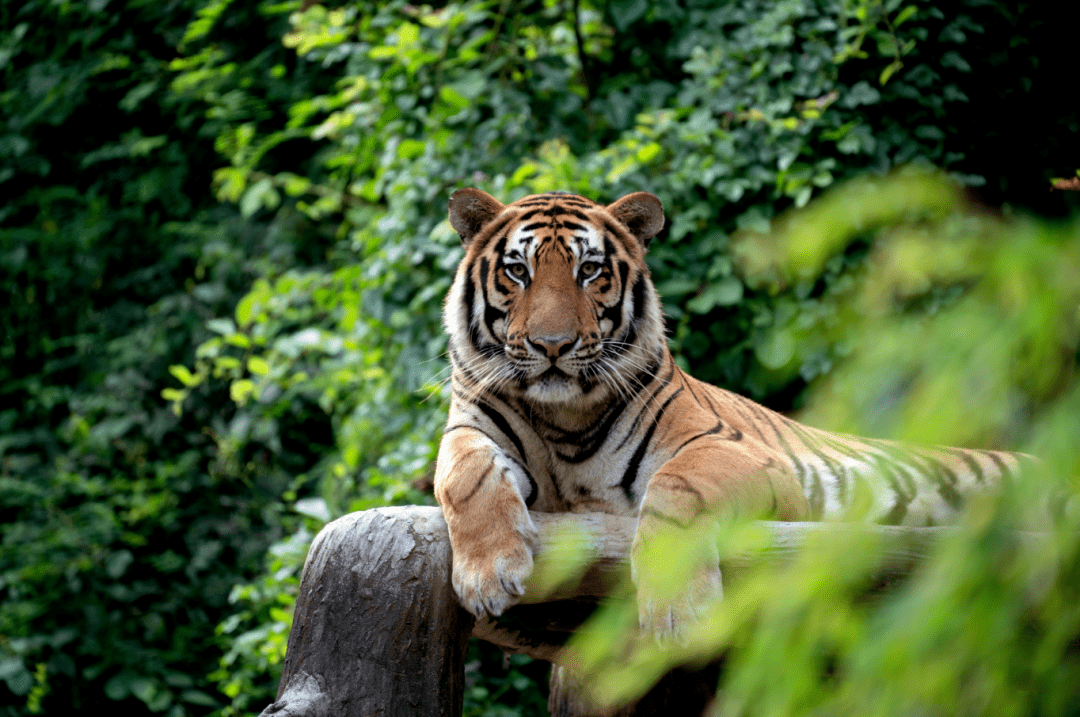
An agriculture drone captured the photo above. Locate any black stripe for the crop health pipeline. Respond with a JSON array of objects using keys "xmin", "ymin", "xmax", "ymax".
[
  {"xmin": 804, "ymin": 462, "xmax": 824, "ymax": 519},
  {"xmin": 458, "ymin": 463, "xmax": 493, "ymax": 506},
  {"xmin": 866, "ymin": 451, "xmax": 915, "ymax": 524},
  {"xmin": 471, "ymin": 214, "xmax": 516, "ymax": 254},
  {"xmin": 599, "ymin": 259, "xmax": 631, "ymax": 347},
  {"xmin": 742, "ymin": 399, "xmax": 809, "ymax": 487},
  {"xmin": 477, "ymin": 258, "xmax": 508, "ymax": 344},
  {"xmin": 546, "ymin": 354, "xmax": 662, "ymax": 462},
  {"xmin": 947, "ymin": 448, "xmax": 986, "ymax": 483},
  {"xmin": 670, "ymin": 381, "xmax": 744, "ymax": 444},
  {"xmin": 504, "ymin": 454, "xmax": 538, "ymax": 507},
  {"xmin": 982, "ymin": 450, "xmax": 1012, "ymax": 479},
  {"xmin": 681, "ymin": 372, "xmax": 708, "ymax": 413},
  {"xmin": 672, "ymin": 419, "xmax": 727, "ymax": 455},
  {"xmin": 914, "ymin": 451, "xmax": 964, "ymax": 510},
  {"xmin": 640, "ymin": 507, "xmax": 691, "ymax": 530},
  {"xmin": 866, "ymin": 439, "xmax": 921, "ymax": 498},
  {"xmin": 620, "ymin": 387, "xmax": 684, "ymax": 501},
  {"xmin": 599, "ymin": 217, "xmax": 632, "ymax": 245},
  {"xmin": 555, "ymin": 397, "xmax": 628, "ymax": 463},
  {"xmin": 449, "ymin": 346, "xmax": 478, "ymax": 385},
  {"xmin": 782, "ymin": 419, "xmax": 850, "ymax": 509},
  {"xmin": 615, "ymin": 358, "xmax": 675, "ymax": 452},
  {"xmin": 723, "ymin": 392, "xmax": 772, "ymax": 443},
  {"xmin": 630, "ymin": 273, "xmax": 647, "ymax": 327},
  {"xmin": 475, "ymin": 401, "xmax": 528, "ymax": 467},
  {"xmin": 462, "ymin": 272, "xmax": 485, "ymax": 354}
]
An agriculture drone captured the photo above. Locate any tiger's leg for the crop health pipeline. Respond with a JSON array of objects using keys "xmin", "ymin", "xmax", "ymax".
[
  {"xmin": 632, "ymin": 443, "xmax": 808, "ymax": 638},
  {"xmin": 434, "ymin": 427, "xmax": 539, "ymax": 618}
]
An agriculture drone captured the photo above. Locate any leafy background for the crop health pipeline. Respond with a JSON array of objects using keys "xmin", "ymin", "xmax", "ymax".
[{"xmin": 1, "ymin": 0, "xmax": 1076, "ymax": 715}]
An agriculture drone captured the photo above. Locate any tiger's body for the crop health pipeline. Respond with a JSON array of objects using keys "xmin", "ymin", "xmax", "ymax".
[{"xmin": 434, "ymin": 188, "xmax": 1021, "ymax": 631}]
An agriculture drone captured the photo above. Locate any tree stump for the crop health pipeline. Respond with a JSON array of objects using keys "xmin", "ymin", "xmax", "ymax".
[
  {"xmin": 261, "ymin": 508, "xmax": 474, "ymax": 717},
  {"xmin": 261, "ymin": 506, "xmax": 951, "ymax": 717}
]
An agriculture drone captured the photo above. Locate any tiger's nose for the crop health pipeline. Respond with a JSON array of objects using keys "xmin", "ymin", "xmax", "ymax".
[{"xmin": 526, "ymin": 334, "xmax": 577, "ymax": 359}]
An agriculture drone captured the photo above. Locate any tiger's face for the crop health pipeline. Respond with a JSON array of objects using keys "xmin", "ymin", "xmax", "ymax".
[{"xmin": 445, "ymin": 189, "xmax": 667, "ymax": 406}]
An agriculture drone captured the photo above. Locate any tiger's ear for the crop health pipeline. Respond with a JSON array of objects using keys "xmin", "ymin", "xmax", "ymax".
[
  {"xmin": 449, "ymin": 188, "xmax": 506, "ymax": 247},
  {"xmin": 605, "ymin": 192, "xmax": 665, "ymax": 248}
]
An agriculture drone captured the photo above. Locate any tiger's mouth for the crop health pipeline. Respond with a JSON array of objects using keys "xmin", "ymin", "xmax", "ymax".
[
  {"xmin": 515, "ymin": 360, "xmax": 592, "ymax": 404},
  {"xmin": 537, "ymin": 366, "xmax": 570, "ymax": 381}
]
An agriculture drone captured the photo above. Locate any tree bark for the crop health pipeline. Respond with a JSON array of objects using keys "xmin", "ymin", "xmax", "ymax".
[{"xmin": 261, "ymin": 507, "xmax": 474, "ymax": 717}]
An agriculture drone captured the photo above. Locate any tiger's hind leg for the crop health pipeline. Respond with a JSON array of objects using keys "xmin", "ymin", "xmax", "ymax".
[{"xmin": 631, "ymin": 443, "xmax": 808, "ymax": 640}]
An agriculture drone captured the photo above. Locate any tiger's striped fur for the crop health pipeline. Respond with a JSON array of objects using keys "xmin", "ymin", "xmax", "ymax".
[{"xmin": 435, "ymin": 188, "xmax": 1022, "ymax": 629}]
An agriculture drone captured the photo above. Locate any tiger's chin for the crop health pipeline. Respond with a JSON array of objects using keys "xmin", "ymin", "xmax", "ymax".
[
  {"xmin": 524, "ymin": 381, "xmax": 582, "ymax": 405},
  {"xmin": 521, "ymin": 368, "xmax": 602, "ymax": 406}
]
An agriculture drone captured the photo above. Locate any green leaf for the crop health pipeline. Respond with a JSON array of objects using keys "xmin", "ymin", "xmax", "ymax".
[
  {"xmin": 879, "ymin": 61, "xmax": 902, "ymax": 86},
  {"xmin": 168, "ymin": 365, "xmax": 198, "ymax": 387},
  {"xmin": 180, "ymin": 689, "xmax": 219, "ymax": 707},
  {"xmin": 842, "ymin": 81, "xmax": 881, "ymax": 108},
  {"xmin": 893, "ymin": 6, "xmax": 917, "ymax": 27},
  {"xmin": 609, "ymin": 0, "xmax": 648, "ymax": 31},
  {"xmin": 755, "ymin": 329, "xmax": 795, "ymax": 369},
  {"xmin": 105, "ymin": 550, "xmax": 134, "ymax": 578},
  {"xmin": 397, "ymin": 139, "xmax": 426, "ymax": 159},
  {"xmin": 248, "ymin": 356, "xmax": 270, "ymax": 376},
  {"xmin": 635, "ymin": 142, "xmax": 661, "ymax": 163},
  {"xmin": 369, "ymin": 45, "xmax": 397, "ymax": 59},
  {"xmin": 208, "ymin": 318, "xmax": 237, "ymax": 335},
  {"xmin": 230, "ymin": 379, "xmax": 255, "ymax": 405},
  {"xmin": 686, "ymin": 276, "xmax": 744, "ymax": 313},
  {"xmin": 240, "ymin": 177, "xmax": 280, "ymax": 218},
  {"xmin": 397, "ymin": 22, "xmax": 420, "ymax": 49},
  {"xmin": 105, "ymin": 672, "xmax": 133, "ymax": 701},
  {"xmin": 439, "ymin": 86, "xmax": 469, "ymax": 112}
]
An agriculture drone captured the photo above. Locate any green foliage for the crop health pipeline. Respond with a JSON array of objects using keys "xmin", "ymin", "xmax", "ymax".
[
  {"xmin": 191, "ymin": 0, "xmax": 1072, "ymax": 710},
  {"xmin": 569, "ymin": 173, "xmax": 1080, "ymax": 715},
  {"xmin": 208, "ymin": 527, "xmax": 312, "ymax": 716},
  {"xmin": 3, "ymin": 0, "xmax": 1074, "ymax": 715},
  {"xmin": 1, "ymin": 1, "xmax": 328, "ymax": 715},
  {"xmin": 463, "ymin": 648, "xmax": 551, "ymax": 717}
]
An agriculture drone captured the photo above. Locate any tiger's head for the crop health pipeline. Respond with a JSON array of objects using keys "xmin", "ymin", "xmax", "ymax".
[{"xmin": 445, "ymin": 189, "xmax": 667, "ymax": 406}]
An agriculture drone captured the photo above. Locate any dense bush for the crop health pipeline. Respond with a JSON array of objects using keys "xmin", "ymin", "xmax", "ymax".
[
  {"xmin": 1, "ymin": 1, "xmax": 329, "ymax": 714},
  {"xmin": 1, "ymin": 0, "xmax": 1074, "ymax": 715}
]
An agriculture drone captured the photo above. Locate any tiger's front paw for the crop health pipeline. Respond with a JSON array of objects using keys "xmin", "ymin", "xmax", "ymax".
[
  {"xmin": 630, "ymin": 521, "xmax": 725, "ymax": 643},
  {"xmin": 634, "ymin": 563, "xmax": 724, "ymax": 643},
  {"xmin": 450, "ymin": 527, "xmax": 537, "ymax": 618}
]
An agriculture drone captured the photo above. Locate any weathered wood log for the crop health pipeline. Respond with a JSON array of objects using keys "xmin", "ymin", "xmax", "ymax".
[
  {"xmin": 261, "ymin": 508, "xmax": 474, "ymax": 717},
  {"xmin": 262, "ymin": 506, "xmax": 954, "ymax": 717}
]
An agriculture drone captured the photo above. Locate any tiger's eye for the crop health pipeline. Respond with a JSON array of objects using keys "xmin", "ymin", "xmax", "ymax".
[
  {"xmin": 580, "ymin": 261, "xmax": 599, "ymax": 277},
  {"xmin": 507, "ymin": 264, "xmax": 526, "ymax": 278}
]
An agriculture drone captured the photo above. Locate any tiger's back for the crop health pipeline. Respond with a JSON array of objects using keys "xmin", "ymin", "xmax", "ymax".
[{"xmin": 434, "ymin": 188, "xmax": 1022, "ymax": 628}]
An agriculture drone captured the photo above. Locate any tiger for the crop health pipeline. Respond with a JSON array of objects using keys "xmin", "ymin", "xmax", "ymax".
[{"xmin": 433, "ymin": 187, "xmax": 1023, "ymax": 635}]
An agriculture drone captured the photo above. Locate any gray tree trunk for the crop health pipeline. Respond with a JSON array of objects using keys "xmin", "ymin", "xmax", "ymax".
[{"xmin": 261, "ymin": 508, "xmax": 474, "ymax": 717}]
